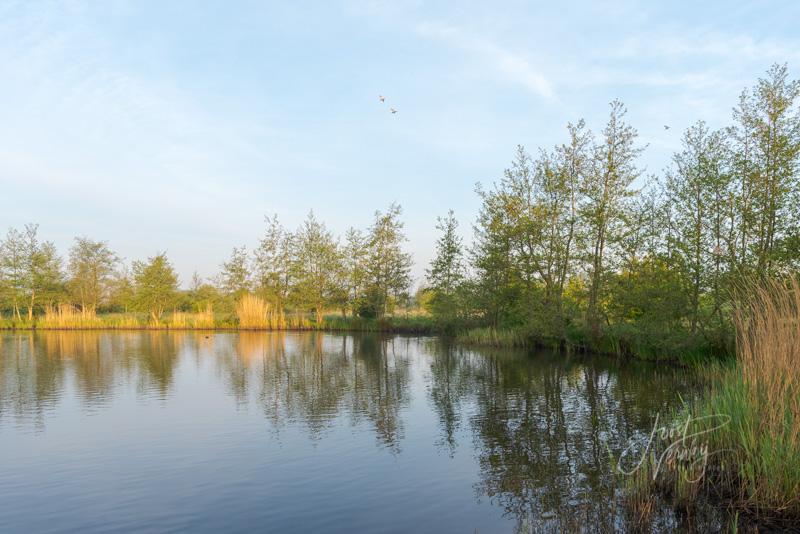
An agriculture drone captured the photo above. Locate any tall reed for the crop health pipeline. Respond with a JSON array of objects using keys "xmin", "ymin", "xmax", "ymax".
[
  {"xmin": 714, "ymin": 276, "xmax": 800, "ymax": 515},
  {"xmin": 625, "ymin": 276, "xmax": 800, "ymax": 523},
  {"xmin": 38, "ymin": 304, "xmax": 104, "ymax": 329},
  {"xmin": 235, "ymin": 294, "xmax": 286, "ymax": 329}
]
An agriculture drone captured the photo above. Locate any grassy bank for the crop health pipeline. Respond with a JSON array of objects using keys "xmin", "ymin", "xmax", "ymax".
[
  {"xmin": 3, "ymin": 306, "xmax": 726, "ymax": 363},
  {"xmin": 622, "ymin": 277, "xmax": 800, "ymax": 529},
  {"xmin": 455, "ymin": 323, "xmax": 728, "ymax": 363}
]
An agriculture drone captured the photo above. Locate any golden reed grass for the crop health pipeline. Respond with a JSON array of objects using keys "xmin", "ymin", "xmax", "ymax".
[
  {"xmin": 235, "ymin": 294, "xmax": 286, "ymax": 329},
  {"xmin": 169, "ymin": 304, "xmax": 215, "ymax": 329},
  {"xmin": 39, "ymin": 304, "xmax": 105, "ymax": 329},
  {"xmin": 725, "ymin": 275, "xmax": 800, "ymax": 515}
]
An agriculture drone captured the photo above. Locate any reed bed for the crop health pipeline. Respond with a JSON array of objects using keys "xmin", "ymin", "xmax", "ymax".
[
  {"xmin": 701, "ymin": 276, "xmax": 800, "ymax": 517},
  {"xmin": 0, "ymin": 304, "xmax": 434, "ymax": 333},
  {"xmin": 623, "ymin": 276, "xmax": 800, "ymax": 525},
  {"xmin": 169, "ymin": 304, "xmax": 215, "ymax": 329},
  {"xmin": 38, "ymin": 304, "xmax": 105, "ymax": 329},
  {"xmin": 235, "ymin": 294, "xmax": 286, "ymax": 329}
]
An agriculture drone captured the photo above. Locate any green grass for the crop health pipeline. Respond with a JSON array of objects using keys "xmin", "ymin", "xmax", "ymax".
[{"xmin": 455, "ymin": 326, "xmax": 530, "ymax": 348}]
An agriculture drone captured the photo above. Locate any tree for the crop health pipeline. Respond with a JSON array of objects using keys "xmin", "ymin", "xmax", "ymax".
[
  {"xmin": 0, "ymin": 224, "xmax": 64, "ymax": 320},
  {"xmin": 665, "ymin": 121, "xmax": 732, "ymax": 335},
  {"xmin": 426, "ymin": 210, "xmax": 464, "ymax": 322},
  {"xmin": 108, "ymin": 266, "xmax": 135, "ymax": 313},
  {"xmin": 28, "ymin": 239, "xmax": 64, "ymax": 317},
  {"xmin": 339, "ymin": 227, "xmax": 368, "ymax": 317},
  {"xmin": 291, "ymin": 212, "xmax": 342, "ymax": 323},
  {"xmin": 363, "ymin": 203, "xmax": 412, "ymax": 318},
  {"xmin": 550, "ymin": 120, "xmax": 592, "ymax": 324},
  {"xmin": 186, "ymin": 272, "xmax": 223, "ymax": 313},
  {"xmin": 67, "ymin": 237, "xmax": 117, "ymax": 312},
  {"xmin": 218, "ymin": 246, "xmax": 251, "ymax": 299},
  {"xmin": 253, "ymin": 215, "xmax": 293, "ymax": 312},
  {"xmin": 0, "ymin": 227, "xmax": 27, "ymax": 320},
  {"xmin": 583, "ymin": 100, "xmax": 643, "ymax": 337},
  {"xmin": 132, "ymin": 253, "xmax": 179, "ymax": 323},
  {"xmin": 731, "ymin": 63, "xmax": 800, "ymax": 274}
]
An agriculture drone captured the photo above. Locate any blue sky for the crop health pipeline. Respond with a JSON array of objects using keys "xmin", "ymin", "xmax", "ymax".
[{"xmin": 2, "ymin": 0, "xmax": 799, "ymax": 286}]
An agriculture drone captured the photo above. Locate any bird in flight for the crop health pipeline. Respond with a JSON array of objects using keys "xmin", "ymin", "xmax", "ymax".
[
  {"xmin": 379, "ymin": 95, "xmax": 385, "ymax": 103},
  {"xmin": 664, "ymin": 125, "xmax": 670, "ymax": 130},
  {"xmin": 390, "ymin": 107, "xmax": 397, "ymax": 114}
]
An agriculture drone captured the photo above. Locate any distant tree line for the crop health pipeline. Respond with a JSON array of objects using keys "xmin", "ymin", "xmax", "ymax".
[
  {"xmin": 1, "ymin": 65, "xmax": 798, "ymax": 353},
  {"xmin": 0, "ymin": 204, "xmax": 412, "ymax": 323}
]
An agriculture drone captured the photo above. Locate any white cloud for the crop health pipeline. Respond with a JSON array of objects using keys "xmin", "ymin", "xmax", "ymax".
[{"xmin": 416, "ymin": 22, "xmax": 556, "ymax": 101}]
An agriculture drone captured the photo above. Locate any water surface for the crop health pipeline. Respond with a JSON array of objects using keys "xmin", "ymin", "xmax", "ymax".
[{"xmin": 0, "ymin": 332, "xmax": 719, "ymax": 532}]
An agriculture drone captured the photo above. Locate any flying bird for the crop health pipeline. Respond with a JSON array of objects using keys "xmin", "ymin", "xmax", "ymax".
[
  {"xmin": 664, "ymin": 125, "xmax": 670, "ymax": 130},
  {"xmin": 379, "ymin": 95, "xmax": 385, "ymax": 103},
  {"xmin": 390, "ymin": 107, "xmax": 397, "ymax": 114}
]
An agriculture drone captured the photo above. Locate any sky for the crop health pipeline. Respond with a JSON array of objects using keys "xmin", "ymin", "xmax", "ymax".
[{"xmin": 1, "ymin": 0, "xmax": 799, "ymax": 287}]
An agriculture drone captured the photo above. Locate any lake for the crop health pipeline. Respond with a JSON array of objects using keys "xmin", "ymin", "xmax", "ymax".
[{"xmin": 0, "ymin": 332, "xmax": 725, "ymax": 532}]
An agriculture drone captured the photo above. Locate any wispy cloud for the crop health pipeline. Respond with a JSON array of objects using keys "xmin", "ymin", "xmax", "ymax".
[{"xmin": 416, "ymin": 22, "xmax": 556, "ymax": 101}]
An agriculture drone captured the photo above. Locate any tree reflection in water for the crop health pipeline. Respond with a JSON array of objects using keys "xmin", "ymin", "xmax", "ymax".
[{"xmin": 0, "ymin": 332, "xmax": 725, "ymax": 531}]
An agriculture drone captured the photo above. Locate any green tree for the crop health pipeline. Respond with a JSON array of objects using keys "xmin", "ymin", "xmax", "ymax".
[
  {"xmin": 291, "ymin": 211, "xmax": 342, "ymax": 324},
  {"xmin": 186, "ymin": 272, "xmax": 223, "ymax": 312},
  {"xmin": 108, "ymin": 266, "xmax": 136, "ymax": 313},
  {"xmin": 1, "ymin": 224, "xmax": 65, "ymax": 320},
  {"xmin": 583, "ymin": 100, "xmax": 643, "ymax": 337},
  {"xmin": 665, "ymin": 121, "xmax": 732, "ymax": 335},
  {"xmin": 550, "ymin": 120, "xmax": 592, "ymax": 326},
  {"xmin": 731, "ymin": 63, "xmax": 800, "ymax": 274},
  {"xmin": 363, "ymin": 203, "xmax": 412, "ymax": 318},
  {"xmin": 0, "ymin": 227, "xmax": 27, "ymax": 320},
  {"xmin": 253, "ymin": 215, "xmax": 294, "ymax": 312},
  {"xmin": 218, "ymin": 246, "xmax": 251, "ymax": 299},
  {"xmin": 132, "ymin": 253, "xmax": 179, "ymax": 323},
  {"xmin": 67, "ymin": 237, "xmax": 118, "ymax": 312},
  {"xmin": 426, "ymin": 210, "xmax": 464, "ymax": 323},
  {"xmin": 339, "ymin": 227, "xmax": 368, "ymax": 318}
]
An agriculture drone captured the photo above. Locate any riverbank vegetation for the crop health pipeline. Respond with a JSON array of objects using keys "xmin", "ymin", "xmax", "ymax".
[
  {"xmin": 620, "ymin": 276, "xmax": 800, "ymax": 529},
  {"xmin": 1, "ymin": 65, "xmax": 799, "ymax": 364}
]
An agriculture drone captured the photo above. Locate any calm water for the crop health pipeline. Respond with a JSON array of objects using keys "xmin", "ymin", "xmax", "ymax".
[{"xmin": 0, "ymin": 332, "xmax": 723, "ymax": 533}]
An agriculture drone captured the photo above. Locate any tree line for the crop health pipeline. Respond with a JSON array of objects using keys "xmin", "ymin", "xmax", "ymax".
[
  {"xmin": 1, "ymin": 65, "xmax": 798, "ymax": 354},
  {"xmin": 0, "ymin": 205, "xmax": 412, "ymax": 323},
  {"xmin": 425, "ymin": 64, "xmax": 800, "ymax": 355}
]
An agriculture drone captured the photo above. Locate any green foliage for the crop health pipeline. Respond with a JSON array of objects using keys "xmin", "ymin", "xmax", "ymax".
[
  {"xmin": 425, "ymin": 210, "xmax": 465, "ymax": 327},
  {"xmin": 218, "ymin": 245, "xmax": 251, "ymax": 300},
  {"xmin": 361, "ymin": 203, "xmax": 412, "ymax": 318},
  {"xmin": 131, "ymin": 252, "xmax": 179, "ymax": 323},
  {"xmin": 0, "ymin": 224, "xmax": 64, "ymax": 320},
  {"xmin": 67, "ymin": 237, "xmax": 117, "ymax": 312},
  {"xmin": 439, "ymin": 65, "xmax": 800, "ymax": 360},
  {"xmin": 290, "ymin": 211, "xmax": 342, "ymax": 323}
]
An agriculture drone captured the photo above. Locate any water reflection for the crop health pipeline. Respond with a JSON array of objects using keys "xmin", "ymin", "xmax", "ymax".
[{"xmin": 0, "ymin": 332, "xmax": 723, "ymax": 532}]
